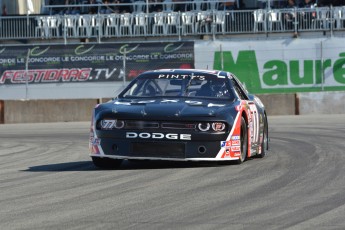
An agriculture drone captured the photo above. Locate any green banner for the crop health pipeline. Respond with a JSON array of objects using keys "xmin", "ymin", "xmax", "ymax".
[{"xmin": 214, "ymin": 50, "xmax": 345, "ymax": 94}]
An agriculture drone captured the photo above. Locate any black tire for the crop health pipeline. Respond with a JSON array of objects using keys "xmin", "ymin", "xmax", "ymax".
[
  {"xmin": 92, "ymin": 157, "xmax": 122, "ymax": 169},
  {"xmin": 258, "ymin": 115, "xmax": 268, "ymax": 158},
  {"xmin": 237, "ymin": 117, "xmax": 248, "ymax": 164}
]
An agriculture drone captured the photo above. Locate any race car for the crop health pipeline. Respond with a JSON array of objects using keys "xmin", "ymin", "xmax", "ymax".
[{"xmin": 89, "ymin": 69, "xmax": 268, "ymax": 168}]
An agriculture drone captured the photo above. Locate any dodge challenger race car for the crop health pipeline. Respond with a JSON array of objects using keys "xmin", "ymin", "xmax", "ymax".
[{"xmin": 89, "ymin": 69, "xmax": 268, "ymax": 168}]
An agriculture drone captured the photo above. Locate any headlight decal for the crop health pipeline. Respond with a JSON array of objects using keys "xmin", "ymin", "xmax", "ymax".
[
  {"xmin": 100, "ymin": 119, "xmax": 125, "ymax": 130},
  {"xmin": 198, "ymin": 123, "xmax": 210, "ymax": 131},
  {"xmin": 212, "ymin": 122, "xmax": 226, "ymax": 132}
]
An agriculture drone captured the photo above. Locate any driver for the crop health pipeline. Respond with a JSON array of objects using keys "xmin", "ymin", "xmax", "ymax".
[{"xmin": 196, "ymin": 80, "xmax": 229, "ymax": 97}]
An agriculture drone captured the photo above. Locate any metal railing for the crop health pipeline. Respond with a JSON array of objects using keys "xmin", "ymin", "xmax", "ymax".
[{"xmin": 1, "ymin": 6, "xmax": 344, "ymax": 42}]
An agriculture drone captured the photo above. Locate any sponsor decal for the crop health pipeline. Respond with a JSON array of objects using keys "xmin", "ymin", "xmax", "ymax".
[
  {"xmin": 157, "ymin": 74, "xmax": 205, "ymax": 80},
  {"xmin": 90, "ymin": 137, "xmax": 100, "ymax": 145},
  {"xmin": 207, "ymin": 103, "xmax": 225, "ymax": 107},
  {"xmin": 231, "ymin": 140, "xmax": 240, "ymax": 146},
  {"xmin": 31, "ymin": 46, "xmax": 50, "ymax": 56},
  {"xmin": 231, "ymin": 135, "xmax": 240, "ymax": 140},
  {"xmin": 235, "ymin": 105, "xmax": 242, "ymax": 111},
  {"xmin": 112, "ymin": 99, "xmax": 224, "ymax": 108},
  {"xmin": 164, "ymin": 43, "xmax": 185, "ymax": 53},
  {"xmin": 0, "ymin": 68, "xmax": 92, "ymax": 84},
  {"xmin": 114, "ymin": 101, "xmax": 131, "ymax": 105},
  {"xmin": 161, "ymin": 99, "xmax": 179, "ymax": 103},
  {"xmin": 233, "ymin": 152, "xmax": 241, "ymax": 157},
  {"xmin": 75, "ymin": 45, "xmax": 95, "ymax": 55},
  {"xmin": 134, "ymin": 100, "xmax": 156, "ymax": 104},
  {"xmin": 221, "ymin": 141, "xmax": 231, "ymax": 148},
  {"xmin": 231, "ymin": 146, "xmax": 241, "ymax": 152},
  {"xmin": 119, "ymin": 44, "xmax": 140, "ymax": 54},
  {"xmin": 185, "ymin": 100, "xmax": 203, "ymax": 105},
  {"xmin": 126, "ymin": 132, "xmax": 191, "ymax": 140}
]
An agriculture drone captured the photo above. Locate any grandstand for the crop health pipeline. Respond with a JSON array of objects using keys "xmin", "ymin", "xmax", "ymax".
[{"xmin": 0, "ymin": 0, "xmax": 344, "ymax": 43}]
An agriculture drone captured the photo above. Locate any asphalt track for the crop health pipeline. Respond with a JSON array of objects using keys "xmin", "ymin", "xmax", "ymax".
[{"xmin": 1, "ymin": 115, "xmax": 345, "ymax": 230}]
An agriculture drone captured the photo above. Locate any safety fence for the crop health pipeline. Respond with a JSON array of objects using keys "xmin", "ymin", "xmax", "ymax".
[{"xmin": 0, "ymin": 6, "xmax": 345, "ymax": 42}]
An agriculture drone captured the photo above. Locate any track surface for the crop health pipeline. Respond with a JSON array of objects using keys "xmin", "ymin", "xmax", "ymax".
[{"xmin": 1, "ymin": 115, "xmax": 345, "ymax": 230}]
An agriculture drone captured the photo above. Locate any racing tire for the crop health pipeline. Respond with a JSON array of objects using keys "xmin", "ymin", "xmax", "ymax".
[
  {"xmin": 258, "ymin": 114, "xmax": 268, "ymax": 158},
  {"xmin": 237, "ymin": 117, "xmax": 248, "ymax": 164},
  {"xmin": 92, "ymin": 157, "xmax": 122, "ymax": 169}
]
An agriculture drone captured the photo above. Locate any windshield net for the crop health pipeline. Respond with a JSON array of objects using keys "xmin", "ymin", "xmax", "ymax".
[{"xmin": 122, "ymin": 75, "xmax": 233, "ymax": 99}]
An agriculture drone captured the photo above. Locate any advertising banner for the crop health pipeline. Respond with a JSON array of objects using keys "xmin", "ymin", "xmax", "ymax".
[
  {"xmin": 0, "ymin": 42, "xmax": 194, "ymax": 85},
  {"xmin": 195, "ymin": 38, "xmax": 345, "ymax": 94}
]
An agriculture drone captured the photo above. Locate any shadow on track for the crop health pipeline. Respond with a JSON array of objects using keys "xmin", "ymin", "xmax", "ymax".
[{"xmin": 23, "ymin": 159, "xmax": 239, "ymax": 172}]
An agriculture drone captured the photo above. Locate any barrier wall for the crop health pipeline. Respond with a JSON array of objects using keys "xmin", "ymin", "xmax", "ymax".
[
  {"xmin": 298, "ymin": 91, "xmax": 345, "ymax": 115},
  {"xmin": 3, "ymin": 99, "xmax": 97, "ymax": 123},
  {"xmin": 1, "ymin": 91, "xmax": 345, "ymax": 123},
  {"xmin": 1, "ymin": 94, "xmax": 295, "ymax": 124}
]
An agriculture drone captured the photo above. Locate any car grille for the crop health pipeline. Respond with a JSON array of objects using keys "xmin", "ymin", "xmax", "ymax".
[
  {"xmin": 125, "ymin": 121, "xmax": 196, "ymax": 130},
  {"xmin": 161, "ymin": 123, "xmax": 196, "ymax": 129},
  {"xmin": 130, "ymin": 142, "xmax": 185, "ymax": 158},
  {"xmin": 125, "ymin": 121, "xmax": 159, "ymax": 129}
]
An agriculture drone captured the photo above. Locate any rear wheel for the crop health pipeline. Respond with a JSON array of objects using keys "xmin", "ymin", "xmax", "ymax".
[
  {"xmin": 258, "ymin": 115, "xmax": 268, "ymax": 158},
  {"xmin": 92, "ymin": 157, "xmax": 123, "ymax": 169},
  {"xmin": 237, "ymin": 117, "xmax": 248, "ymax": 164}
]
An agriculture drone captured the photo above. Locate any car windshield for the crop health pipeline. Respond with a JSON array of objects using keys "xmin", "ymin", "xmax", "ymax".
[{"xmin": 121, "ymin": 74, "xmax": 234, "ymax": 99}]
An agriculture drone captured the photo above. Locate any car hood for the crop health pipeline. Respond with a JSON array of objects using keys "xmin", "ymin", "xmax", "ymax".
[{"xmin": 96, "ymin": 98, "xmax": 237, "ymax": 120}]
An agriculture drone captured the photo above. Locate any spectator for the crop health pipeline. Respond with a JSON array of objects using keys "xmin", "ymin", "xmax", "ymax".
[
  {"xmin": 332, "ymin": 0, "xmax": 343, "ymax": 6},
  {"xmin": 119, "ymin": 0, "xmax": 132, "ymax": 13},
  {"xmin": 299, "ymin": 0, "xmax": 316, "ymax": 29},
  {"xmin": 221, "ymin": 0, "xmax": 237, "ymax": 10},
  {"xmin": 65, "ymin": 0, "xmax": 81, "ymax": 14},
  {"xmin": 100, "ymin": 0, "xmax": 113, "ymax": 13},
  {"xmin": 258, "ymin": 0, "xmax": 273, "ymax": 9},
  {"xmin": 172, "ymin": 0, "xmax": 186, "ymax": 12},
  {"xmin": 149, "ymin": 0, "xmax": 163, "ymax": 13},
  {"xmin": 109, "ymin": 0, "xmax": 121, "ymax": 13},
  {"xmin": 2, "ymin": 4, "xmax": 7, "ymax": 16},
  {"xmin": 49, "ymin": 0, "xmax": 66, "ymax": 14},
  {"xmin": 283, "ymin": 0, "xmax": 298, "ymax": 30},
  {"xmin": 301, "ymin": 0, "xmax": 314, "ymax": 7},
  {"xmin": 87, "ymin": 0, "xmax": 99, "ymax": 14}
]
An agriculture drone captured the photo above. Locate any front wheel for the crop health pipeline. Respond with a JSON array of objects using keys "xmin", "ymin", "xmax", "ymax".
[
  {"xmin": 237, "ymin": 117, "xmax": 248, "ymax": 164},
  {"xmin": 92, "ymin": 157, "xmax": 123, "ymax": 169},
  {"xmin": 258, "ymin": 114, "xmax": 268, "ymax": 158}
]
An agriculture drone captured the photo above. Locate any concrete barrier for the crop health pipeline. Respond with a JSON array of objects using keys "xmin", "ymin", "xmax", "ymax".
[
  {"xmin": 298, "ymin": 91, "xmax": 345, "ymax": 115},
  {"xmin": 0, "ymin": 94, "xmax": 296, "ymax": 123},
  {"xmin": 1, "ymin": 92, "xmax": 344, "ymax": 123},
  {"xmin": 3, "ymin": 99, "xmax": 98, "ymax": 124},
  {"xmin": 258, "ymin": 94, "xmax": 296, "ymax": 116}
]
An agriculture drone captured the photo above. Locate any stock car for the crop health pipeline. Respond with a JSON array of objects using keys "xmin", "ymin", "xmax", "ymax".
[{"xmin": 89, "ymin": 69, "xmax": 268, "ymax": 168}]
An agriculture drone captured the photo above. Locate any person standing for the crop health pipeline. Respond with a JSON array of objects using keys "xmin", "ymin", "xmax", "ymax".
[{"xmin": 2, "ymin": 4, "xmax": 7, "ymax": 16}]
